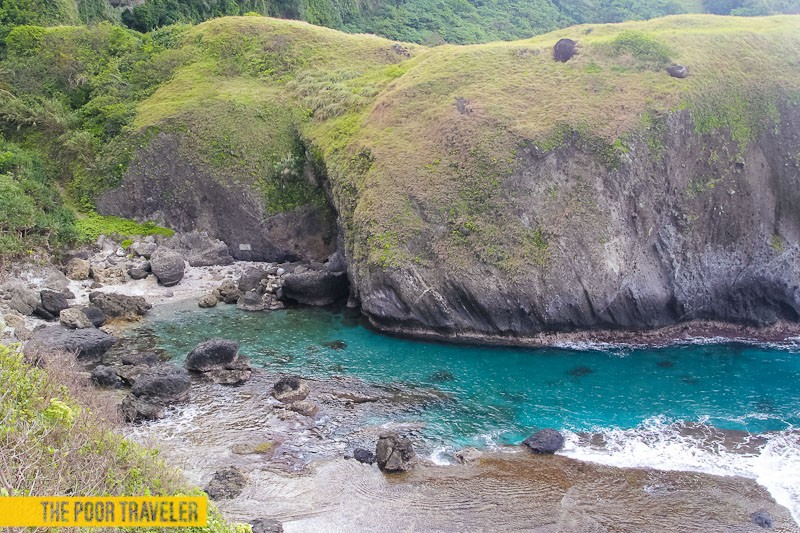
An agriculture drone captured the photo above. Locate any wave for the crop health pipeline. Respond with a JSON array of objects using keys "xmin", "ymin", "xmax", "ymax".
[{"xmin": 559, "ymin": 416, "xmax": 800, "ymax": 525}]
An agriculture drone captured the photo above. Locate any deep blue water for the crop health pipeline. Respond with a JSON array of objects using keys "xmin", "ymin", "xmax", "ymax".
[{"xmin": 128, "ymin": 301, "xmax": 800, "ymax": 449}]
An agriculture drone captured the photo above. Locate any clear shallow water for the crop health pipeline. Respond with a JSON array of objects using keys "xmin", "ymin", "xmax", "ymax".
[{"xmin": 129, "ymin": 301, "xmax": 800, "ymax": 523}]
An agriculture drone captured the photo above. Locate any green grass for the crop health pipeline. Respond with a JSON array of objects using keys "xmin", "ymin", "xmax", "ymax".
[{"xmin": 75, "ymin": 212, "xmax": 174, "ymax": 242}]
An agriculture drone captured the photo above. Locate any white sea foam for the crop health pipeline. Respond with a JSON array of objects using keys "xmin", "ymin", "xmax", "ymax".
[{"xmin": 559, "ymin": 416, "xmax": 800, "ymax": 525}]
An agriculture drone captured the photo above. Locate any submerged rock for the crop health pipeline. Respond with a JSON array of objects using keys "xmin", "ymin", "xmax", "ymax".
[
  {"xmin": 120, "ymin": 365, "xmax": 191, "ymax": 421},
  {"xmin": 272, "ymin": 376, "xmax": 310, "ymax": 403},
  {"xmin": 205, "ymin": 466, "xmax": 247, "ymax": 500},
  {"xmin": 522, "ymin": 429, "xmax": 565, "ymax": 454},
  {"xmin": 375, "ymin": 432, "xmax": 416, "ymax": 472}
]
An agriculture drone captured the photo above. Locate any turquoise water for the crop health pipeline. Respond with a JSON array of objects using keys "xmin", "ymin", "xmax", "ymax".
[{"xmin": 130, "ymin": 301, "xmax": 800, "ymax": 448}]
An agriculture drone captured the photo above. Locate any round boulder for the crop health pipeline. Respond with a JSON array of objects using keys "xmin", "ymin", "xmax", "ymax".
[
  {"xmin": 522, "ymin": 428, "xmax": 565, "ymax": 454},
  {"xmin": 272, "ymin": 376, "xmax": 310, "ymax": 403},
  {"xmin": 553, "ymin": 38, "xmax": 577, "ymax": 62},
  {"xmin": 198, "ymin": 294, "xmax": 219, "ymax": 308},
  {"xmin": 150, "ymin": 249, "xmax": 185, "ymax": 287},
  {"xmin": 666, "ymin": 64, "xmax": 689, "ymax": 78}
]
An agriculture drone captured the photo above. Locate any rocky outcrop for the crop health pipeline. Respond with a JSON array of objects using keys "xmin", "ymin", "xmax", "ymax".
[
  {"xmin": 213, "ymin": 280, "xmax": 242, "ymax": 304},
  {"xmin": 281, "ymin": 269, "xmax": 348, "ymax": 306},
  {"xmin": 27, "ymin": 326, "xmax": 117, "ymax": 361},
  {"xmin": 185, "ymin": 339, "xmax": 252, "ymax": 384},
  {"xmin": 89, "ymin": 292, "xmax": 151, "ymax": 320},
  {"xmin": 120, "ymin": 365, "xmax": 191, "ymax": 421},
  {"xmin": 522, "ymin": 429, "xmax": 564, "ymax": 454},
  {"xmin": 0, "ymin": 280, "xmax": 39, "ymax": 315},
  {"xmin": 164, "ymin": 231, "xmax": 234, "ymax": 267},
  {"xmin": 149, "ymin": 248, "xmax": 185, "ymax": 287},
  {"xmin": 91, "ymin": 365, "xmax": 120, "ymax": 387},
  {"xmin": 375, "ymin": 432, "xmax": 416, "ymax": 472}
]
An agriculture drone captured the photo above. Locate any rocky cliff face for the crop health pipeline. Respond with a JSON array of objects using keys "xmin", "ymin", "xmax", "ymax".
[{"xmin": 349, "ymin": 100, "xmax": 800, "ymax": 340}]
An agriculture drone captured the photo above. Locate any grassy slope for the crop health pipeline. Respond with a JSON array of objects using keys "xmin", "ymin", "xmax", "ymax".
[{"xmin": 12, "ymin": 14, "xmax": 797, "ymax": 270}]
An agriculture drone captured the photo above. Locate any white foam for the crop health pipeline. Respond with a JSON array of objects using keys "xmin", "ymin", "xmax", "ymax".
[{"xmin": 559, "ymin": 416, "xmax": 800, "ymax": 525}]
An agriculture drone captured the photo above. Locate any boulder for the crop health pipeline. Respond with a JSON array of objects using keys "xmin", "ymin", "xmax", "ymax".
[
  {"xmin": 128, "ymin": 267, "xmax": 150, "ymax": 280},
  {"xmin": 375, "ymin": 432, "xmax": 416, "ymax": 472},
  {"xmin": 91, "ymin": 365, "xmax": 120, "ymax": 387},
  {"xmin": 116, "ymin": 364, "xmax": 149, "ymax": 386},
  {"xmin": 553, "ymin": 38, "xmax": 577, "ymax": 62},
  {"xmin": 237, "ymin": 290, "xmax": 266, "ymax": 312},
  {"xmin": 91, "ymin": 265, "xmax": 128, "ymax": 284},
  {"xmin": 82, "ymin": 306, "xmax": 106, "ymax": 327},
  {"xmin": 272, "ymin": 376, "xmax": 310, "ymax": 403},
  {"xmin": 250, "ymin": 518, "xmax": 284, "ymax": 533},
  {"xmin": 40, "ymin": 289, "xmax": 70, "ymax": 316},
  {"xmin": 27, "ymin": 326, "xmax": 117, "ymax": 361},
  {"xmin": 59, "ymin": 308, "xmax": 94, "ymax": 329},
  {"xmin": 1, "ymin": 281, "xmax": 39, "ymax": 315},
  {"xmin": 163, "ymin": 231, "xmax": 234, "ymax": 267},
  {"xmin": 288, "ymin": 400, "xmax": 319, "ymax": 417},
  {"xmin": 204, "ymin": 466, "xmax": 247, "ymax": 500},
  {"xmin": 213, "ymin": 280, "xmax": 242, "ymax": 304},
  {"xmin": 522, "ymin": 429, "xmax": 565, "ymax": 454},
  {"xmin": 750, "ymin": 510, "xmax": 773, "ymax": 529},
  {"xmin": 281, "ymin": 270, "xmax": 349, "ymax": 306},
  {"xmin": 119, "ymin": 365, "xmax": 191, "ymax": 421},
  {"xmin": 129, "ymin": 241, "xmax": 158, "ymax": 259},
  {"xmin": 186, "ymin": 339, "xmax": 251, "ymax": 384},
  {"xmin": 353, "ymin": 448, "xmax": 376, "ymax": 465},
  {"xmin": 150, "ymin": 249, "xmax": 185, "ymax": 287},
  {"xmin": 198, "ymin": 294, "xmax": 219, "ymax": 308},
  {"xmin": 202, "ymin": 355, "xmax": 253, "ymax": 385},
  {"xmin": 238, "ymin": 267, "xmax": 269, "ymax": 294},
  {"xmin": 666, "ymin": 64, "xmax": 689, "ymax": 79},
  {"xmin": 65, "ymin": 258, "xmax": 91, "ymax": 280},
  {"xmin": 89, "ymin": 292, "xmax": 151, "ymax": 320}
]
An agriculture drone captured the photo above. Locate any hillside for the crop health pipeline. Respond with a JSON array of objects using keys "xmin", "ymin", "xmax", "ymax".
[{"xmin": 2, "ymin": 14, "xmax": 800, "ymax": 337}]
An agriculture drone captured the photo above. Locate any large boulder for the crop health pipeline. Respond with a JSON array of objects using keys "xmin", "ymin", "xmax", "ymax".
[
  {"xmin": 553, "ymin": 38, "xmax": 577, "ymax": 62},
  {"xmin": 1, "ymin": 281, "xmax": 39, "ymax": 315},
  {"xmin": 204, "ymin": 466, "xmax": 247, "ymax": 500},
  {"xmin": 91, "ymin": 364, "xmax": 120, "ymax": 387},
  {"xmin": 59, "ymin": 308, "xmax": 94, "ymax": 329},
  {"xmin": 149, "ymin": 249, "xmax": 185, "ymax": 287},
  {"xmin": 165, "ymin": 231, "xmax": 234, "ymax": 267},
  {"xmin": 272, "ymin": 376, "xmax": 310, "ymax": 403},
  {"xmin": 213, "ymin": 280, "xmax": 242, "ymax": 304},
  {"xmin": 27, "ymin": 326, "xmax": 117, "ymax": 361},
  {"xmin": 375, "ymin": 432, "xmax": 416, "ymax": 472},
  {"xmin": 185, "ymin": 339, "xmax": 251, "ymax": 385},
  {"xmin": 82, "ymin": 306, "xmax": 106, "ymax": 327},
  {"xmin": 281, "ymin": 270, "xmax": 348, "ymax": 306},
  {"xmin": 522, "ymin": 429, "xmax": 565, "ymax": 454},
  {"xmin": 129, "ymin": 241, "xmax": 158, "ymax": 259},
  {"xmin": 39, "ymin": 290, "xmax": 70, "ymax": 318},
  {"xmin": 666, "ymin": 64, "xmax": 689, "ymax": 79},
  {"xmin": 198, "ymin": 294, "xmax": 218, "ymax": 308},
  {"xmin": 65, "ymin": 258, "xmax": 90, "ymax": 280},
  {"xmin": 120, "ymin": 365, "xmax": 191, "ymax": 421},
  {"xmin": 236, "ymin": 290, "xmax": 266, "ymax": 312},
  {"xmin": 89, "ymin": 292, "xmax": 151, "ymax": 320}
]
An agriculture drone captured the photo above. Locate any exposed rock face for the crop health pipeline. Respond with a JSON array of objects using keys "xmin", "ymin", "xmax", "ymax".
[
  {"xmin": 91, "ymin": 265, "xmax": 128, "ymax": 284},
  {"xmin": 350, "ymin": 102, "xmax": 800, "ymax": 340},
  {"xmin": 522, "ymin": 429, "xmax": 565, "ymax": 454},
  {"xmin": 60, "ymin": 308, "xmax": 94, "ymax": 329},
  {"xmin": 1, "ymin": 281, "xmax": 39, "ymax": 315},
  {"xmin": 553, "ymin": 38, "xmax": 577, "ymax": 62},
  {"xmin": 27, "ymin": 326, "xmax": 117, "ymax": 361},
  {"xmin": 281, "ymin": 270, "xmax": 348, "ymax": 306},
  {"xmin": 96, "ymin": 132, "xmax": 337, "ymax": 262},
  {"xmin": 89, "ymin": 292, "xmax": 151, "ymax": 320},
  {"xmin": 272, "ymin": 376, "xmax": 310, "ymax": 403},
  {"xmin": 205, "ymin": 466, "xmax": 247, "ymax": 500},
  {"xmin": 165, "ymin": 231, "xmax": 234, "ymax": 266},
  {"xmin": 375, "ymin": 432, "xmax": 416, "ymax": 472},
  {"xmin": 185, "ymin": 339, "xmax": 252, "ymax": 384},
  {"xmin": 149, "ymin": 248, "xmax": 185, "ymax": 287},
  {"xmin": 120, "ymin": 365, "xmax": 191, "ymax": 421}
]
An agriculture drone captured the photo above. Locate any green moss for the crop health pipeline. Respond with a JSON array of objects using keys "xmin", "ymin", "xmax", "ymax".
[{"xmin": 771, "ymin": 234, "xmax": 784, "ymax": 253}]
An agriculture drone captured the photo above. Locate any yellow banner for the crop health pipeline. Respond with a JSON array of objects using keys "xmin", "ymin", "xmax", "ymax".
[{"xmin": 0, "ymin": 496, "xmax": 207, "ymax": 527}]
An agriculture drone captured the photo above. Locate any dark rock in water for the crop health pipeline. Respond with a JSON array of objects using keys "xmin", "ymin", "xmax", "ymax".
[
  {"xmin": 238, "ymin": 267, "xmax": 269, "ymax": 294},
  {"xmin": 272, "ymin": 376, "xmax": 310, "ymax": 403},
  {"xmin": 353, "ymin": 448, "xmax": 376, "ymax": 465},
  {"xmin": 82, "ymin": 306, "xmax": 106, "ymax": 327},
  {"xmin": 429, "ymin": 370, "xmax": 455, "ymax": 383},
  {"xmin": 281, "ymin": 270, "xmax": 349, "ymax": 306},
  {"xmin": 553, "ymin": 38, "xmax": 577, "ymax": 62},
  {"xmin": 149, "ymin": 248, "xmax": 185, "ymax": 287},
  {"xmin": 750, "ymin": 510, "xmax": 773, "ymax": 529},
  {"xmin": 213, "ymin": 280, "xmax": 242, "ymax": 304},
  {"xmin": 91, "ymin": 365, "xmax": 119, "ymax": 387},
  {"xmin": 205, "ymin": 466, "xmax": 247, "ymax": 500},
  {"xmin": 27, "ymin": 326, "xmax": 117, "ymax": 362},
  {"xmin": 120, "ymin": 365, "xmax": 191, "ymax": 421},
  {"xmin": 40, "ymin": 290, "xmax": 70, "ymax": 317},
  {"xmin": 323, "ymin": 340, "xmax": 347, "ymax": 350},
  {"xmin": 375, "ymin": 432, "xmax": 416, "ymax": 472},
  {"xmin": 186, "ymin": 339, "xmax": 238, "ymax": 372},
  {"xmin": 567, "ymin": 365, "xmax": 593, "ymax": 377},
  {"xmin": 657, "ymin": 360, "xmax": 675, "ymax": 368},
  {"xmin": 522, "ymin": 429, "xmax": 565, "ymax": 454},
  {"xmin": 89, "ymin": 292, "xmax": 151, "ymax": 320},
  {"xmin": 666, "ymin": 64, "xmax": 689, "ymax": 78},
  {"xmin": 121, "ymin": 352, "xmax": 162, "ymax": 366},
  {"xmin": 250, "ymin": 518, "xmax": 283, "ymax": 533}
]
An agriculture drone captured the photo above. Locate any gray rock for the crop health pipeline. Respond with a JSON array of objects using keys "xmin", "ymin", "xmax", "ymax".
[
  {"xmin": 40, "ymin": 290, "xmax": 70, "ymax": 317},
  {"xmin": 186, "ymin": 339, "xmax": 238, "ymax": 372},
  {"xmin": 128, "ymin": 267, "xmax": 150, "ymax": 280},
  {"xmin": 116, "ymin": 364, "xmax": 149, "ymax": 386},
  {"xmin": 89, "ymin": 292, "xmax": 151, "ymax": 320},
  {"xmin": 91, "ymin": 365, "xmax": 119, "ymax": 387},
  {"xmin": 129, "ymin": 241, "xmax": 158, "ymax": 259},
  {"xmin": 666, "ymin": 64, "xmax": 689, "ymax": 78},
  {"xmin": 120, "ymin": 365, "xmax": 191, "ymax": 421},
  {"xmin": 750, "ymin": 510, "xmax": 773, "ymax": 529},
  {"xmin": 553, "ymin": 38, "xmax": 577, "ymax": 62},
  {"xmin": 236, "ymin": 290, "xmax": 266, "ymax": 311},
  {"xmin": 281, "ymin": 270, "xmax": 348, "ymax": 306},
  {"xmin": 288, "ymin": 400, "xmax": 319, "ymax": 417},
  {"xmin": 82, "ymin": 306, "xmax": 106, "ymax": 327},
  {"xmin": 375, "ymin": 432, "xmax": 416, "ymax": 472},
  {"xmin": 59, "ymin": 308, "xmax": 94, "ymax": 329},
  {"xmin": 205, "ymin": 466, "xmax": 247, "ymax": 500},
  {"xmin": 65, "ymin": 258, "xmax": 90, "ymax": 280},
  {"xmin": 1, "ymin": 281, "xmax": 39, "ymax": 315},
  {"xmin": 165, "ymin": 231, "xmax": 234, "ymax": 267},
  {"xmin": 91, "ymin": 265, "xmax": 128, "ymax": 284},
  {"xmin": 121, "ymin": 352, "xmax": 162, "ymax": 366},
  {"xmin": 213, "ymin": 280, "xmax": 241, "ymax": 304},
  {"xmin": 522, "ymin": 429, "xmax": 564, "ymax": 454},
  {"xmin": 198, "ymin": 294, "xmax": 219, "ymax": 308},
  {"xmin": 353, "ymin": 448, "xmax": 376, "ymax": 465},
  {"xmin": 149, "ymin": 249, "xmax": 185, "ymax": 287},
  {"xmin": 454, "ymin": 447, "xmax": 483, "ymax": 464},
  {"xmin": 27, "ymin": 326, "xmax": 117, "ymax": 362},
  {"xmin": 250, "ymin": 518, "xmax": 283, "ymax": 533},
  {"xmin": 202, "ymin": 355, "xmax": 253, "ymax": 385},
  {"xmin": 272, "ymin": 376, "xmax": 310, "ymax": 403},
  {"xmin": 238, "ymin": 267, "xmax": 269, "ymax": 294}
]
